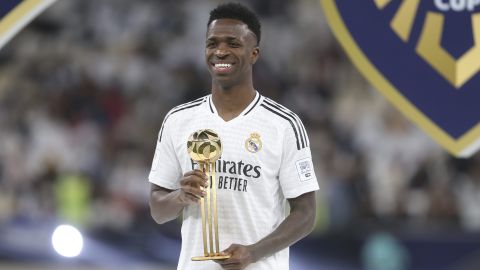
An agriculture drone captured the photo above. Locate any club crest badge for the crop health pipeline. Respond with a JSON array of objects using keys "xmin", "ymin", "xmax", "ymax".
[
  {"xmin": 245, "ymin": 132, "xmax": 262, "ymax": 153},
  {"xmin": 320, "ymin": 0, "xmax": 480, "ymax": 157}
]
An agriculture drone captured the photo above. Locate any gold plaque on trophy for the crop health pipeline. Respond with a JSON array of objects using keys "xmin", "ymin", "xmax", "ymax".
[{"xmin": 187, "ymin": 129, "xmax": 230, "ymax": 261}]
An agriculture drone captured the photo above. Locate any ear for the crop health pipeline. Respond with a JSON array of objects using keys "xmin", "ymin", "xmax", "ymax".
[{"xmin": 250, "ymin": 46, "xmax": 260, "ymax": 65}]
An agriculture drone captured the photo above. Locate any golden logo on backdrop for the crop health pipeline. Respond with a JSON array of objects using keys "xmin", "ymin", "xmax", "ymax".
[
  {"xmin": 245, "ymin": 132, "xmax": 262, "ymax": 153},
  {"xmin": 321, "ymin": 0, "xmax": 480, "ymax": 157},
  {"xmin": 374, "ymin": 0, "xmax": 480, "ymax": 88}
]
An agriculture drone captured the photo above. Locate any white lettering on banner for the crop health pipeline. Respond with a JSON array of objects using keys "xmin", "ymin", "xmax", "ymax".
[{"xmin": 434, "ymin": 0, "xmax": 480, "ymax": 11}]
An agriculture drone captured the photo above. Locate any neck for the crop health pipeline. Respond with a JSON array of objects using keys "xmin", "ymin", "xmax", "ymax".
[{"xmin": 211, "ymin": 83, "xmax": 256, "ymax": 121}]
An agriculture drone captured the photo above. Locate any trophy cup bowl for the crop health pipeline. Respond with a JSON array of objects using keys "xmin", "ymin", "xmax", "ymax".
[{"xmin": 187, "ymin": 129, "xmax": 222, "ymax": 163}]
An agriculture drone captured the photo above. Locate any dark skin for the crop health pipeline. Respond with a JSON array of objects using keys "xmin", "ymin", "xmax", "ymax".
[
  {"xmin": 149, "ymin": 19, "xmax": 317, "ymax": 270},
  {"xmin": 205, "ymin": 18, "xmax": 258, "ymax": 121}
]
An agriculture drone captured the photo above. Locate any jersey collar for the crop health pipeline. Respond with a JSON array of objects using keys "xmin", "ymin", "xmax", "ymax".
[{"xmin": 207, "ymin": 91, "xmax": 263, "ymax": 122}]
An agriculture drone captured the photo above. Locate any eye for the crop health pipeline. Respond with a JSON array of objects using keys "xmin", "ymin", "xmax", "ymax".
[
  {"xmin": 206, "ymin": 41, "xmax": 216, "ymax": 49},
  {"xmin": 229, "ymin": 42, "xmax": 240, "ymax": 48}
]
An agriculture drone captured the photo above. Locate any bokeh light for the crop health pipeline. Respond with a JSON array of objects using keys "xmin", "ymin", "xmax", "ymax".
[{"xmin": 51, "ymin": 225, "xmax": 83, "ymax": 258}]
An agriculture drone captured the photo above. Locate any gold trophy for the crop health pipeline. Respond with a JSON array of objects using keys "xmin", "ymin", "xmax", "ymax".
[{"xmin": 187, "ymin": 129, "xmax": 230, "ymax": 261}]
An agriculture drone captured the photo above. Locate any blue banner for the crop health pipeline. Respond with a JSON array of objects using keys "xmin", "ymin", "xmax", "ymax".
[
  {"xmin": 321, "ymin": 0, "xmax": 480, "ymax": 157},
  {"xmin": 0, "ymin": 0, "xmax": 56, "ymax": 50}
]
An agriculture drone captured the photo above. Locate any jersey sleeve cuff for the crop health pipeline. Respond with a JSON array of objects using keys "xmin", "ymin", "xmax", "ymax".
[
  {"xmin": 283, "ymin": 183, "xmax": 319, "ymax": 199},
  {"xmin": 148, "ymin": 177, "xmax": 179, "ymax": 190}
]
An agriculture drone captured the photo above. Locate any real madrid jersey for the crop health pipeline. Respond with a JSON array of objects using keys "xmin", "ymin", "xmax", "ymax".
[{"xmin": 148, "ymin": 91, "xmax": 319, "ymax": 270}]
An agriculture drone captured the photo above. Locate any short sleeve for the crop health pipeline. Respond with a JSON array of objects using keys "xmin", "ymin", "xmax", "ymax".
[
  {"xmin": 148, "ymin": 115, "xmax": 182, "ymax": 190},
  {"xmin": 278, "ymin": 124, "xmax": 319, "ymax": 199}
]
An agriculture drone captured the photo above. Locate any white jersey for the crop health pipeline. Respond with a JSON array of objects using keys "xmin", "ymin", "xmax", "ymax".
[{"xmin": 149, "ymin": 91, "xmax": 319, "ymax": 270}]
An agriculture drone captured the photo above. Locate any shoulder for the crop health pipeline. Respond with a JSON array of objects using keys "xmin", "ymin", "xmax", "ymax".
[
  {"xmin": 157, "ymin": 96, "xmax": 207, "ymax": 142},
  {"xmin": 259, "ymin": 96, "xmax": 305, "ymax": 127},
  {"xmin": 259, "ymin": 96, "xmax": 309, "ymax": 150},
  {"xmin": 163, "ymin": 96, "xmax": 208, "ymax": 123}
]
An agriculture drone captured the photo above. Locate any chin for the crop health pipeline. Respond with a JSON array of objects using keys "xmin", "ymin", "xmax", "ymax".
[{"xmin": 213, "ymin": 79, "xmax": 236, "ymax": 90}]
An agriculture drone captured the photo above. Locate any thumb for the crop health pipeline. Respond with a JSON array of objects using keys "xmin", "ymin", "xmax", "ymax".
[{"xmin": 221, "ymin": 244, "xmax": 238, "ymax": 256}]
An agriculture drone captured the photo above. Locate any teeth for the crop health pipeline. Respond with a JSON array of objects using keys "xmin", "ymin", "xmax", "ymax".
[{"xmin": 215, "ymin": 63, "xmax": 232, "ymax": 68}]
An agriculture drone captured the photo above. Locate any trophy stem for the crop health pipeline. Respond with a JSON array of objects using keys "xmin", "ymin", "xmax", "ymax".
[
  {"xmin": 200, "ymin": 164, "xmax": 208, "ymax": 257},
  {"xmin": 192, "ymin": 162, "xmax": 231, "ymax": 261},
  {"xmin": 211, "ymin": 162, "xmax": 220, "ymax": 254},
  {"xmin": 206, "ymin": 163, "xmax": 214, "ymax": 255}
]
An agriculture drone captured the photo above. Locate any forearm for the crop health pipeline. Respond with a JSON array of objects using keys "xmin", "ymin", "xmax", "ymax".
[
  {"xmin": 248, "ymin": 192, "xmax": 316, "ymax": 262},
  {"xmin": 150, "ymin": 171, "xmax": 207, "ymax": 224},
  {"xmin": 150, "ymin": 188, "xmax": 187, "ymax": 224}
]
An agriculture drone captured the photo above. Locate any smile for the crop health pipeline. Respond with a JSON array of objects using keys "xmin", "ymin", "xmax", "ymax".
[
  {"xmin": 214, "ymin": 63, "xmax": 232, "ymax": 68},
  {"xmin": 212, "ymin": 62, "xmax": 234, "ymax": 73}
]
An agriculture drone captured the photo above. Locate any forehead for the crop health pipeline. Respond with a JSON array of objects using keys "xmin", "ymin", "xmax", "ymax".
[{"xmin": 206, "ymin": 19, "xmax": 253, "ymax": 40}]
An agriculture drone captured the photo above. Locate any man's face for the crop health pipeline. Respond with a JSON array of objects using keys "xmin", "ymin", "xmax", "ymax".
[{"xmin": 205, "ymin": 19, "xmax": 259, "ymax": 87}]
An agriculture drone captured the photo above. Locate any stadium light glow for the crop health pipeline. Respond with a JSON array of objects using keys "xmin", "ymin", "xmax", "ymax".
[{"xmin": 51, "ymin": 224, "xmax": 83, "ymax": 257}]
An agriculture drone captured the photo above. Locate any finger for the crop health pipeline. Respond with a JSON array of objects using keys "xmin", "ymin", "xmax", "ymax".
[
  {"xmin": 218, "ymin": 262, "xmax": 240, "ymax": 270},
  {"xmin": 216, "ymin": 256, "xmax": 239, "ymax": 265},
  {"xmin": 218, "ymin": 251, "xmax": 230, "ymax": 257},
  {"xmin": 184, "ymin": 169, "xmax": 208, "ymax": 180},
  {"xmin": 183, "ymin": 193, "xmax": 201, "ymax": 203},
  {"xmin": 222, "ymin": 244, "xmax": 237, "ymax": 254},
  {"xmin": 214, "ymin": 258, "xmax": 238, "ymax": 266},
  {"xmin": 183, "ymin": 169, "xmax": 203, "ymax": 175},
  {"xmin": 192, "ymin": 170, "xmax": 209, "ymax": 185},
  {"xmin": 182, "ymin": 185, "xmax": 206, "ymax": 198},
  {"xmin": 180, "ymin": 175, "xmax": 207, "ymax": 187},
  {"xmin": 181, "ymin": 170, "xmax": 208, "ymax": 184},
  {"xmin": 213, "ymin": 250, "xmax": 233, "ymax": 264}
]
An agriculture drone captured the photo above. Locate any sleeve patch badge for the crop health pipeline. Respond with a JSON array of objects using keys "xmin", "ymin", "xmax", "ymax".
[{"xmin": 295, "ymin": 158, "xmax": 313, "ymax": 182}]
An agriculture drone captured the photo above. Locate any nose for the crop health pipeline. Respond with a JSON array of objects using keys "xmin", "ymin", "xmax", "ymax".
[
  {"xmin": 215, "ymin": 50, "xmax": 228, "ymax": 58},
  {"xmin": 214, "ymin": 44, "xmax": 229, "ymax": 58}
]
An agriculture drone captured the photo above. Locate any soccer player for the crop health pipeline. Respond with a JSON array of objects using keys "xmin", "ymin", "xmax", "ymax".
[{"xmin": 149, "ymin": 3, "xmax": 319, "ymax": 270}]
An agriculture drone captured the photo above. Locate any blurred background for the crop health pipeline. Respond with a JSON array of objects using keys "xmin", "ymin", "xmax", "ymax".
[{"xmin": 1, "ymin": 0, "xmax": 480, "ymax": 269}]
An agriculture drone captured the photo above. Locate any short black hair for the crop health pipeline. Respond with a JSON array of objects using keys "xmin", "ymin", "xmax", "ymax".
[{"xmin": 207, "ymin": 2, "xmax": 261, "ymax": 45}]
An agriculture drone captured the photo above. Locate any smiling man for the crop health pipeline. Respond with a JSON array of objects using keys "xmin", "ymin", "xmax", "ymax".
[{"xmin": 148, "ymin": 3, "xmax": 319, "ymax": 270}]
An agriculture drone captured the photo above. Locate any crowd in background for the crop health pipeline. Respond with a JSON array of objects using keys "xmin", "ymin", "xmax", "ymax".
[{"xmin": 1, "ymin": 0, "xmax": 480, "ymax": 264}]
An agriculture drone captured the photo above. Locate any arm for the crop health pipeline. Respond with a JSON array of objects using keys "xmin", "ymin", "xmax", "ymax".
[
  {"xmin": 149, "ymin": 170, "xmax": 208, "ymax": 224},
  {"xmin": 215, "ymin": 191, "xmax": 316, "ymax": 269}
]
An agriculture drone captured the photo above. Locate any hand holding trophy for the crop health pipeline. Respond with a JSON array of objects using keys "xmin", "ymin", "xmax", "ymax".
[{"xmin": 187, "ymin": 129, "xmax": 230, "ymax": 261}]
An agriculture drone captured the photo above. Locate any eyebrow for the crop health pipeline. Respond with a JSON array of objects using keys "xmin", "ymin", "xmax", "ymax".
[{"xmin": 206, "ymin": 36, "xmax": 240, "ymax": 41}]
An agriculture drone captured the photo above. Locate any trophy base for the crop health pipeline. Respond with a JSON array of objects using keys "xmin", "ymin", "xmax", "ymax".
[{"xmin": 191, "ymin": 254, "xmax": 231, "ymax": 261}]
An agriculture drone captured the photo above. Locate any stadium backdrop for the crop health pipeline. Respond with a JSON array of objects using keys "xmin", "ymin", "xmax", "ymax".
[{"xmin": 2, "ymin": 0, "xmax": 480, "ymax": 157}]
